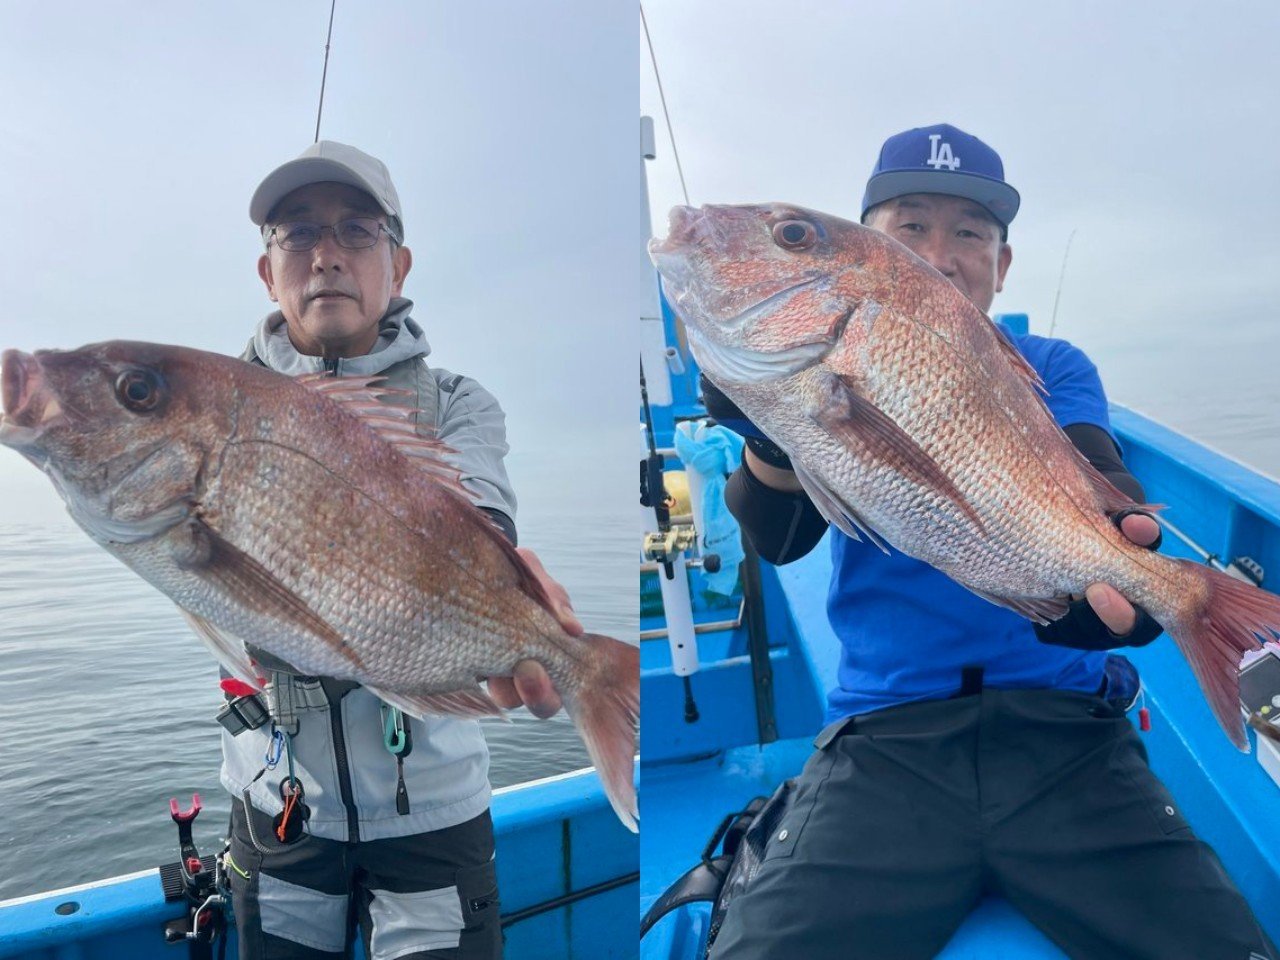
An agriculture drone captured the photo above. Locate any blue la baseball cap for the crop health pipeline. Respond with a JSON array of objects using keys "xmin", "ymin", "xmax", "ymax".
[{"xmin": 861, "ymin": 123, "xmax": 1020, "ymax": 231}]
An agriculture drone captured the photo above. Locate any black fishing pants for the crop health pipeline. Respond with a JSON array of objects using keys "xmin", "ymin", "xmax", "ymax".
[
  {"xmin": 225, "ymin": 802, "xmax": 502, "ymax": 960},
  {"xmin": 709, "ymin": 688, "xmax": 1275, "ymax": 960}
]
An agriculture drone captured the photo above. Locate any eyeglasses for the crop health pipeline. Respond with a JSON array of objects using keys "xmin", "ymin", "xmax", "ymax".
[{"xmin": 267, "ymin": 217, "xmax": 399, "ymax": 252}]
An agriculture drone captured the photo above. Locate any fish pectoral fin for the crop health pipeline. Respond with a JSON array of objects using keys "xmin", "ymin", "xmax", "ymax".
[
  {"xmin": 176, "ymin": 607, "xmax": 263, "ymax": 687},
  {"xmin": 366, "ymin": 684, "xmax": 506, "ymax": 720},
  {"xmin": 809, "ymin": 373, "xmax": 985, "ymax": 533},
  {"xmin": 971, "ymin": 588, "xmax": 1071, "ymax": 624},
  {"xmin": 792, "ymin": 461, "xmax": 890, "ymax": 554},
  {"xmin": 172, "ymin": 520, "xmax": 364, "ymax": 672}
]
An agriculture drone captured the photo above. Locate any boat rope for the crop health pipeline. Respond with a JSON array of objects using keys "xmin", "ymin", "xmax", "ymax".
[
  {"xmin": 313, "ymin": 0, "xmax": 338, "ymax": 143},
  {"xmin": 640, "ymin": 4, "xmax": 691, "ymax": 206}
]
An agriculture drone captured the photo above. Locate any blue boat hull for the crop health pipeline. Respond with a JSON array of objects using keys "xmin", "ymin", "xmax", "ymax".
[
  {"xmin": 640, "ymin": 401, "xmax": 1280, "ymax": 958},
  {"xmin": 1, "ymin": 767, "xmax": 638, "ymax": 960}
]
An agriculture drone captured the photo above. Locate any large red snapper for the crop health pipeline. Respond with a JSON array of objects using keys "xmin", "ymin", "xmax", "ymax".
[
  {"xmin": 0, "ymin": 342, "xmax": 638, "ymax": 829},
  {"xmin": 650, "ymin": 202, "xmax": 1280, "ymax": 749}
]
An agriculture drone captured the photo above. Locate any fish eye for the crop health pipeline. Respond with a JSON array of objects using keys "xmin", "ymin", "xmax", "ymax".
[
  {"xmin": 115, "ymin": 369, "xmax": 165, "ymax": 413},
  {"xmin": 772, "ymin": 219, "xmax": 817, "ymax": 251}
]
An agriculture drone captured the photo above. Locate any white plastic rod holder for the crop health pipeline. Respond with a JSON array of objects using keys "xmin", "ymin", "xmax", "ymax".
[{"xmin": 660, "ymin": 553, "xmax": 699, "ymax": 677}]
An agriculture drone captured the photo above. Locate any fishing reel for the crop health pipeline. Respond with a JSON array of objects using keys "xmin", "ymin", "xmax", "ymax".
[{"xmin": 643, "ymin": 525, "xmax": 697, "ymax": 566}]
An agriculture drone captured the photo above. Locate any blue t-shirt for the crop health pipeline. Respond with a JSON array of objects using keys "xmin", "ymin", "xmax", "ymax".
[{"xmin": 825, "ymin": 327, "xmax": 1115, "ymax": 721}]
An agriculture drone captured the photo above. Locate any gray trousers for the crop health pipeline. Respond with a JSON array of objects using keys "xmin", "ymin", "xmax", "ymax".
[
  {"xmin": 709, "ymin": 688, "xmax": 1274, "ymax": 960},
  {"xmin": 226, "ymin": 802, "xmax": 501, "ymax": 960}
]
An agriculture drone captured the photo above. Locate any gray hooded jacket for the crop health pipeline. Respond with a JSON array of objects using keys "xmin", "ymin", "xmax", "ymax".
[{"xmin": 219, "ymin": 297, "xmax": 517, "ymax": 840}]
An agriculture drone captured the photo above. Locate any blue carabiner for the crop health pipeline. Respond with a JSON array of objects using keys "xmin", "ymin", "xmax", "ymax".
[
  {"xmin": 265, "ymin": 729, "xmax": 285, "ymax": 770},
  {"xmin": 382, "ymin": 706, "xmax": 407, "ymax": 755}
]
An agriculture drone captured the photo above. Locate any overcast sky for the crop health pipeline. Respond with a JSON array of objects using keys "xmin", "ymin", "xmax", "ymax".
[
  {"xmin": 0, "ymin": 0, "xmax": 634, "ymax": 526},
  {"xmin": 3, "ymin": 2, "xmax": 1277, "ymax": 532},
  {"xmin": 641, "ymin": 0, "xmax": 1280, "ymax": 478}
]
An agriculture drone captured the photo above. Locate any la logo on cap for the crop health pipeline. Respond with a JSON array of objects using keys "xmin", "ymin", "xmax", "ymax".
[{"xmin": 926, "ymin": 133, "xmax": 960, "ymax": 171}]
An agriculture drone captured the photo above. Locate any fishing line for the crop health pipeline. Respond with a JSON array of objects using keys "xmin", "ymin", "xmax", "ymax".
[
  {"xmin": 313, "ymin": 0, "xmax": 338, "ymax": 143},
  {"xmin": 640, "ymin": 3, "xmax": 691, "ymax": 206},
  {"xmin": 1047, "ymin": 228, "xmax": 1077, "ymax": 338}
]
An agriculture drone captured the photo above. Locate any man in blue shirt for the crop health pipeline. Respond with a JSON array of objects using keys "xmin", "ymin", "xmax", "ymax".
[{"xmin": 706, "ymin": 125, "xmax": 1274, "ymax": 960}]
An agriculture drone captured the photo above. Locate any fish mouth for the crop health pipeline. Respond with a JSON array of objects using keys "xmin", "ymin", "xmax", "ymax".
[
  {"xmin": 648, "ymin": 205, "xmax": 721, "ymax": 295},
  {"xmin": 1, "ymin": 349, "xmax": 35, "ymax": 422},
  {"xmin": 687, "ymin": 308, "xmax": 851, "ymax": 385},
  {"xmin": 0, "ymin": 350, "xmax": 62, "ymax": 451},
  {"xmin": 649, "ymin": 205, "xmax": 826, "ymax": 330},
  {"xmin": 650, "ymin": 204, "xmax": 845, "ymax": 383}
]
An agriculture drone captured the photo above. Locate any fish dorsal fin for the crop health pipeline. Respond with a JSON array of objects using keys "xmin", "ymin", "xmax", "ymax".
[
  {"xmin": 481, "ymin": 523, "xmax": 564, "ymax": 622},
  {"xmin": 903, "ymin": 311, "xmax": 1148, "ymax": 521},
  {"xmin": 1073, "ymin": 447, "xmax": 1145, "ymax": 515},
  {"xmin": 990, "ymin": 323, "xmax": 1047, "ymax": 395},
  {"xmin": 297, "ymin": 375, "xmax": 559, "ymax": 624},
  {"xmin": 1060, "ymin": 438, "xmax": 1164, "ymax": 519},
  {"xmin": 297, "ymin": 374, "xmax": 477, "ymax": 503},
  {"xmin": 962, "ymin": 336, "xmax": 1150, "ymax": 518}
]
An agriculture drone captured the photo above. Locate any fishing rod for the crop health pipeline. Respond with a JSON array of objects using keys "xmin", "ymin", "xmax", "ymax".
[
  {"xmin": 640, "ymin": 3, "xmax": 690, "ymax": 207},
  {"xmin": 313, "ymin": 0, "xmax": 338, "ymax": 142},
  {"xmin": 1047, "ymin": 228, "xmax": 1076, "ymax": 339},
  {"xmin": 1156, "ymin": 516, "xmax": 1263, "ymax": 585}
]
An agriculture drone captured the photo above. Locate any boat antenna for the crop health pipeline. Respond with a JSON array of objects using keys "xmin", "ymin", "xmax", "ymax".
[
  {"xmin": 640, "ymin": 3, "xmax": 691, "ymax": 206},
  {"xmin": 313, "ymin": 0, "xmax": 338, "ymax": 142},
  {"xmin": 1047, "ymin": 227, "xmax": 1077, "ymax": 338}
]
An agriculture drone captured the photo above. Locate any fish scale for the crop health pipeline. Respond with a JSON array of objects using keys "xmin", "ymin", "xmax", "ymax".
[
  {"xmin": 211, "ymin": 436, "xmax": 562, "ymax": 687},
  {"xmin": 651, "ymin": 201, "xmax": 1280, "ymax": 750}
]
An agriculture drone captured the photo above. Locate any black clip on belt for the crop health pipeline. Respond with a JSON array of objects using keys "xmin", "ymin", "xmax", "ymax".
[{"xmin": 217, "ymin": 693, "xmax": 269, "ymax": 737}]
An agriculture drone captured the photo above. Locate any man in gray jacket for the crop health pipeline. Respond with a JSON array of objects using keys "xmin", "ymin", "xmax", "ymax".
[{"xmin": 221, "ymin": 141, "xmax": 574, "ymax": 959}]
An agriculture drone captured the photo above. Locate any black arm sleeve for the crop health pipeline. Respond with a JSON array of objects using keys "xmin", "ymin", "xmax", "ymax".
[
  {"xmin": 1062, "ymin": 423, "xmax": 1145, "ymax": 502},
  {"xmin": 480, "ymin": 507, "xmax": 517, "ymax": 546},
  {"xmin": 724, "ymin": 458, "xmax": 828, "ymax": 565},
  {"xmin": 1034, "ymin": 423, "xmax": 1164, "ymax": 649}
]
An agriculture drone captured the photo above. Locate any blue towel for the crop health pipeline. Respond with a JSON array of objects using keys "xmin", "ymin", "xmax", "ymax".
[{"xmin": 674, "ymin": 421, "xmax": 745, "ymax": 596}]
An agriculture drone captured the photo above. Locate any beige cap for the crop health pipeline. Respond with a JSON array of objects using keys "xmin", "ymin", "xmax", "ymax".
[{"xmin": 250, "ymin": 140, "xmax": 403, "ymax": 240}]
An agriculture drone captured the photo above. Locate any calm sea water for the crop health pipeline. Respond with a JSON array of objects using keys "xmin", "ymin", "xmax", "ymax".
[
  {"xmin": 0, "ymin": 448, "xmax": 634, "ymax": 901},
  {"xmin": 1076, "ymin": 311, "xmax": 1280, "ymax": 483}
]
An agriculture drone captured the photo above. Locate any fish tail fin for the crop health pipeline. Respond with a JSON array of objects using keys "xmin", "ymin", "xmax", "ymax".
[
  {"xmin": 563, "ymin": 633, "xmax": 639, "ymax": 832},
  {"xmin": 1164, "ymin": 561, "xmax": 1280, "ymax": 750}
]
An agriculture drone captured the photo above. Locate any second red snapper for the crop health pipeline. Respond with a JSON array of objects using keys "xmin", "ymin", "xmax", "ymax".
[{"xmin": 650, "ymin": 202, "xmax": 1280, "ymax": 749}]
